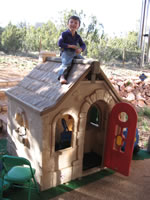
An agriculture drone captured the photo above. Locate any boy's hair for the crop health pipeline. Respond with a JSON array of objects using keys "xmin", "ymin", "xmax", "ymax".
[{"xmin": 68, "ymin": 16, "xmax": 81, "ymax": 26}]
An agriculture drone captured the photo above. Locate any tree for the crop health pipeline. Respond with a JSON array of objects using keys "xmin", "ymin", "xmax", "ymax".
[
  {"xmin": 1, "ymin": 23, "xmax": 23, "ymax": 53},
  {"xmin": 39, "ymin": 21, "xmax": 58, "ymax": 52},
  {"xmin": 0, "ymin": 26, "xmax": 4, "ymax": 51},
  {"xmin": 83, "ymin": 15, "xmax": 104, "ymax": 58},
  {"xmin": 98, "ymin": 31, "xmax": 140, "ymax": 62},
  {"xmin": 23, "ymin": 25, "xmax": 39, "ymax": 52},
  {"xmin": 1, "ymin": 10, "xmax": 140, "ymax": 63},
  {"xmin": 126, "ymin": 31, "xmax": 139, "ymax": 51}
]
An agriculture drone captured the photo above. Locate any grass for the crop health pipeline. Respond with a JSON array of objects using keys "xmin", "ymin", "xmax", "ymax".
[
  {"xmin": 143, "ymin": 107, "xmax": 150, "ymax": 118},
  {"xmin": 142, "ymin": 120, "xmax": 150, "ymax": 131},
  {"xmin": 138, "ymin": 107, "xmax": 150, "ymax": 119},
  {"xmin": 137, "ymin": 106, "xmax": 150, "ymax": 149},
  {"xmin": 138, "ymin": 107, "xmax": 150, "ymax": 131}
]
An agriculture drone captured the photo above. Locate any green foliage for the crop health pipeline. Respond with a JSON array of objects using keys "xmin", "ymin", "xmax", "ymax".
[
  {"xmin": 126, "ymin": 31, "xmax": 139, "ymax": 51},
  {"xmin": 0, "ymin": 10, "xmax": 140, "ymax": 63},
  {"xmin": 143, "ymin": 107, "xmax": 150, "ymax": 119},
  {"xmin": 142, "ymin": 120, "xmax": 150, "ymax": 131},
  {"xmin": 107, "ymin": 32, "xmax": 139, "ymax": 51},
  {"xmin": 0, "ymin": 26, "xmax": 4, "ymax": 51},
  {"xmin": 39, "ymin": 21, "xmax": 58, "ymax": 51},
  {"xmin": 24, "ymin": 26, "xmax": 39, "ymax": 52},
  {"xmin": 137, "ymin": 116, "xmax": 142, "ymax": 123},
  {"xmin": 138, "ymin": 107, "xmax": 150, "ymax": 119},
  {"xmin": 1, "ymin": 23, "xmax": 23, "ymax": 53},
  {"xmin": 83, "ymin": 15, "xmax": 104, "ymax": 58},
  {"xmin": 99, "ymin": 31, "xmax": 140, "ymax": 62}
]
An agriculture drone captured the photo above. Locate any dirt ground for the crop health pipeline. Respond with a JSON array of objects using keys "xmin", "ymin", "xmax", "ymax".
[
  {"xmin": 0, "ymin": 52, "xmax": 38, "ymax": 81},
  {"xmin": 50, "ymin": 158, "xmax": 150, "ymax": 200}
]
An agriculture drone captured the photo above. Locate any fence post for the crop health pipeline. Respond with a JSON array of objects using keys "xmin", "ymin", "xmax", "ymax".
[{"xmin": 122, "ymin": 48, "xmax": 125, "ymax": 67}]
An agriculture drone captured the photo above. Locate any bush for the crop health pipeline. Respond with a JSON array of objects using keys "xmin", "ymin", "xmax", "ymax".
[{"xmin": 1, "ymin": 23, "xmax": 23, "ymax": 53}]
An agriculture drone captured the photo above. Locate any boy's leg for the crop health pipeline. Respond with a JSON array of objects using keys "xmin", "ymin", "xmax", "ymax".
[
  {"xmin": 58, "ymin": 64, "xmax": 69, "ymax": 79},
  {"xmin": 58, "ymin": 51, "xmax": 75, "ymax": 82},
  {"xmin": 59, "ymin": 73, "xmax": 68, "ymax": 84},
  {"xmin": 60, "ymin": 53, "xmax": 84, "ymax": 77},
  {"xmin": 74, "ymin": 54, "xmax": 84, "ymax": 59}
]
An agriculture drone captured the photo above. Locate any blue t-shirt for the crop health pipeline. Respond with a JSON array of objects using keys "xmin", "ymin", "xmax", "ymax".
[{"xmin": 58, "ymin": 29, "xmax": 86, "ymax": 52}]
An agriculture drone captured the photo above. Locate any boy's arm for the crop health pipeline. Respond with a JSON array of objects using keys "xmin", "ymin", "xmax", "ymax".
[
  {"xmin": 75, "ymin": 48, "xmax": 82, "ymax": 54},
  {"xmin": 68, "ymin": 44, "xmax": 78, "ymax": 49},
  {"xmin": 58, "ymin": 32, "xmax": 78, "ymax": 49},
  {"xmin": 58, "ymin": 32, "xmax": 79, "ymax": 50},
  {"xmin": 78, "ymin": 36, "xmax": 86, "ymax": 52},
  {"xmin": 58, "ymin": 32, "xmax": 68, "ymax": 49}
]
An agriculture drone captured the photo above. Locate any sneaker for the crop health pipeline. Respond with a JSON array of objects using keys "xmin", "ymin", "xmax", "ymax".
[{"xmin": 60, "ymin": 75, "xmax": 67, "ymax": 84}]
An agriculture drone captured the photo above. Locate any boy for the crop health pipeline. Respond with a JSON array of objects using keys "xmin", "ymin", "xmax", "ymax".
[{"xmin": 58, "ymin": 16, "xmax": 86, "ymax": 84}]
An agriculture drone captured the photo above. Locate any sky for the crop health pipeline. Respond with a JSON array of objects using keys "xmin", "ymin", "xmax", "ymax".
[{"xmin": 0, "ymin": 0, "xmax": 142, "ymax": 36}]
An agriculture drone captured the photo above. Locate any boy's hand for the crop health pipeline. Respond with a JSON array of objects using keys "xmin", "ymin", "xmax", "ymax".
[
  {"xmin": 75, "ymin": 48, "xmax": 82, "ymax": 54},
  {"xmin": 68, "ymin": 45, "xmax": 78, "ymax": 49}
]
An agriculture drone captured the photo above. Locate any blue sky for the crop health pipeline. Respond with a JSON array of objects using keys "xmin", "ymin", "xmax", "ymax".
[{"xmin": 0, "ymin": 0, "xmax": 142, "ymax": 36}]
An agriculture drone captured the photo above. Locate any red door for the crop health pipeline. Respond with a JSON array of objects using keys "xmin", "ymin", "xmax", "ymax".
[{"xmin": 104, "ymin": 102, "xmax": 137, "ymax": 176}]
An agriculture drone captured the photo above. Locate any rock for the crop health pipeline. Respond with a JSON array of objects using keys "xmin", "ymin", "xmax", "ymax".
[{"xmin": 126, "ymin": 92, "xmax": 135, "ymax": 101}]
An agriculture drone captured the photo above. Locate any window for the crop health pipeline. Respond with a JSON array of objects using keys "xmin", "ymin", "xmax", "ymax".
[
  {"xmin": 89, "ymin": 105, "xmax": 101, "ymax": 127},
  {"xmin": 55, "ymin": 114, "xmax": 74, "ymax": 151},
  {"xmin": 15, "ymin": 108, "xmax": 29, "ymax": 147}
]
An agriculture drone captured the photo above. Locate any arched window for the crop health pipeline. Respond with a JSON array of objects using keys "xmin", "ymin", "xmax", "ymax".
[
  {"xmin": 55, "ymin": 114, "xmax": 74, "ymax": 151},
  {"xmin": 15, "ymin": 107, "xmax": 29, "ymax": 147},
  {"xmin": 88, "ymin": 105, "xmax": 101, "ymax": 127}
]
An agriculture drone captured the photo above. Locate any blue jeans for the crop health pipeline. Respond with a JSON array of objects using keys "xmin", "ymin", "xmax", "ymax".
[{"xmin": 58, "ymin": 49, "xmax": 84, "ymax": 79}]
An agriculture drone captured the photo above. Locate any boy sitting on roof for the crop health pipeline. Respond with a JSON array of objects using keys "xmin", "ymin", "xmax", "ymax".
[{"xmin": 58, "ymin": 15, "xmax": 86, "ymax": 84}]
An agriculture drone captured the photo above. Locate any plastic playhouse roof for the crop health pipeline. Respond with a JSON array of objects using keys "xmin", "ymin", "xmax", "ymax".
[{"xmin": 6, "ymin": 57, "xmax": 121, "ymax": 114}]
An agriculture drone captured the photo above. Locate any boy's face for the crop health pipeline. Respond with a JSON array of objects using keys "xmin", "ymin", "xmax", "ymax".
[{"xmin": 68, "ymin": 19, "xmax": 80, "ymax": 32}]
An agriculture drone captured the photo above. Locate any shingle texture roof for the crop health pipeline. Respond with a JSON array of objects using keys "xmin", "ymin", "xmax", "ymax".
[{"xmin": 6, "ymin": 57, "xmax": 93, "ymax": 112}]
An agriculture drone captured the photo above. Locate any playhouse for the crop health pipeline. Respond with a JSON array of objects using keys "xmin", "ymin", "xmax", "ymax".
[{"xmin": 5, "ymin": 57, "xmax": 137, "ymax": 190}]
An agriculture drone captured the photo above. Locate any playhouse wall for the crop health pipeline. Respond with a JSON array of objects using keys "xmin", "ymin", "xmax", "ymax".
[
  {"xmin": 7, "ymin": 97, "xmax": 43, "ymax": 185},
  {"xmin": 41, "ymin": 81, "xmax": 117, "ymax": 190}
]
